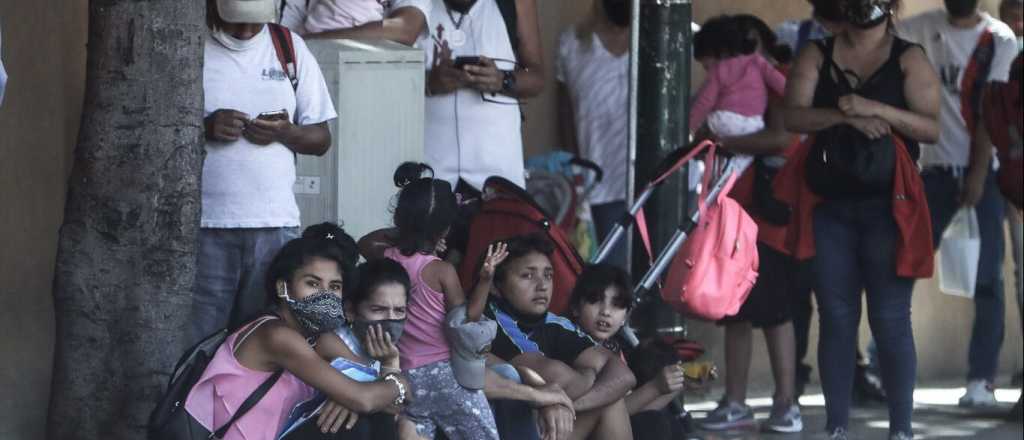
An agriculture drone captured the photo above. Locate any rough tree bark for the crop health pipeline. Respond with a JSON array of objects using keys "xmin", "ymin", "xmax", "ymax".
[{"xmin": 48, "ymin": 1, "xmax": 206, "ymax": 438}]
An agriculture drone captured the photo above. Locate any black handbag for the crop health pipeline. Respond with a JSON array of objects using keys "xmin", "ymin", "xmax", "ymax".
[
  {"xmin": 804, "ymin": 46, "xmax": 895, "ymax": 199},
  {"xmin": 805, "ymin": 124, "xmax": 896, "ymax": 198},
  {"xmin": 148, "ymin": 322, "xmax": 283, "ymax": 440}
]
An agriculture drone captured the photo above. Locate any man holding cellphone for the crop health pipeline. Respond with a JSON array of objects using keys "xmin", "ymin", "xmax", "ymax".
[
  {"xmin": 309, "ymin": 0, "xmax": 546, "ymax": 258},
  {"xmin": 194, "ymin": 0, "xmax": 337, "ymax": 344}
]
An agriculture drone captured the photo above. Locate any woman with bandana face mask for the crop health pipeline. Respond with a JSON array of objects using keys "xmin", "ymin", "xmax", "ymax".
[
  {"xmin": 280, "ymin": 258, "xmax": 411, "ymax": 439},
  {"xmin": 783, "ymin": 0, "xmax": 941, "ymax": 439},
  {"xmin": 184, "ymin": 223, "xmax": 413, "ymax": 440}
]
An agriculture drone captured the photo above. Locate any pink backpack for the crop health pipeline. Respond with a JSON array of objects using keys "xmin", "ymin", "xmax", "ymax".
[{"xmin": 641, "ymin": 142, "xmax": 759, "ymax": 321}]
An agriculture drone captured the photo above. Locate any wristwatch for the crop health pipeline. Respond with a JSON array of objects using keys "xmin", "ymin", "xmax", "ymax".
[{"xmin": 500, "ymin": 69, "xmax": 517, "ymax": 95}]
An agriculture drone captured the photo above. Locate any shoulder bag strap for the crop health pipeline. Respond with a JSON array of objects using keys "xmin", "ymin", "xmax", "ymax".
[
  {"xmin": 211, "ymin": 370, "xmax": 284, "ymax": 438},
  {"xmin": 268, "ymin": 23, "xmax": 299, "ymax": 93}
]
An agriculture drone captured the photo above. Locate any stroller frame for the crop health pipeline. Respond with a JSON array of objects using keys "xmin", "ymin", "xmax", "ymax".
[{"xmin": 591, "ymin": 140, "xmax": 751, "ymax": 346}]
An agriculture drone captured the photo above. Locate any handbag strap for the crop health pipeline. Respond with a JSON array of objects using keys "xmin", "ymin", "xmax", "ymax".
[{"xmin": 212, "ymin": 369, "xmax": 284, "ymax": 439}]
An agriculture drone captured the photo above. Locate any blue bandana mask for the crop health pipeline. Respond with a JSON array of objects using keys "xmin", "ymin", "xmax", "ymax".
[{"xmin": 285, "ymin": 289, "xmax": 347, "ymax": 338}]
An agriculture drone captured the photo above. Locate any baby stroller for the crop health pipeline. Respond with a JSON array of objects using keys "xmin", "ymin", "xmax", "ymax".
[
  {"xmin": 457, "ymin": 175, "xmax": 586, "ymax": 316},
  {"xmin": 525, "ymin": 152, "xmax": 604, "ymax": 261},
  {"xmin": 460, "ymin": 139, "xmax": 753, "ymax": 341}
]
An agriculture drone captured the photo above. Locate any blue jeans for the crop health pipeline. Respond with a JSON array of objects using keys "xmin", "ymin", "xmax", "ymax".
[
  {"xmin": 592, "ymin": 200, "xmax": 628, "ymax": 268},
  {"xmin": 190, "ymin": 227, "xmax": 299, "ymax": 345},
  {"xmin": 813, "ymin": 198, "xmax": 916, "ymax": 436},
  {"xmin": 922, "ymin": 167, "xmax": 1006, "ymax": 382},
  {"xmin": 487, "ymin": 364, "xmax": 541, "ymax": 440}
]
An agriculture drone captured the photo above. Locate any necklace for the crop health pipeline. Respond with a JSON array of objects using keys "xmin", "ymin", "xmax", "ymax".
[{"xmin": 445, "ymin": 5, "xmax": 468, "ymax": 47}]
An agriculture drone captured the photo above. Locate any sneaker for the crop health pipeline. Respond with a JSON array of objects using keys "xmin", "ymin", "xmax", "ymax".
[
  {"xmin": 699, "ymin": 401, "xmax": 755, "ymax": 431},
  {"xmin": 958, "ymin": 380, "xmax": 998, "ymax": 408},
  {"xmin": 828, "ymin": 427, "xmax": 849, "ymax": 440},
  {"xmin": 889, "ymin": 432, "xmax": 913, "ymax": 440},
  {"xmin": 763, "ymin": 404, "xmax": 803, "ymax": 433}
]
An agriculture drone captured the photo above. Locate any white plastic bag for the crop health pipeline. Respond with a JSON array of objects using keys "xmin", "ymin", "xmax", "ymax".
[{"xmin": 937, "ymin": 207, "xmax": 981, "ymax": 298}]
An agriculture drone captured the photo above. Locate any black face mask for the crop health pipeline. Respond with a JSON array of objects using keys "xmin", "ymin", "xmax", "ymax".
[
  {"xmin": 352, "ymin": 318, "xmax": 406, "ymax": 344},
  {"xmin": 847, "ymin": 5, "xmax": 889, "ymax": 29},
  {"xmin": 603, "ymin": 0, "xmax": 630, "ymax": 28},
  {"xmin": 944, "ymin": 0, "xmax": 979, "ymax": 18}
]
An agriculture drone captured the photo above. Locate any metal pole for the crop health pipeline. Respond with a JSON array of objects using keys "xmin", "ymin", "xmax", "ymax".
[
  {"xmin": 633, "ymin": 0, "xmax": 692, "ymax": 336},
  {"xmin": 625, "ymin": 0, "xmax": 642, "ymax": 270}
]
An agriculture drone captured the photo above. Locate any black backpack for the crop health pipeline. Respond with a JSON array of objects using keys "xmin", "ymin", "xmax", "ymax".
[{"xmin": 147, "ymin": 319, "xmax": 282, "ymax": 440}]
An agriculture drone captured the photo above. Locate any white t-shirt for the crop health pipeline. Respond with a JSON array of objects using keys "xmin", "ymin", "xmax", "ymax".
[
  {"xmin": 556, "ymin": 27, "xmax": 629, "ymax": 205},
  {"xmin": 897, "ymin": 10, "xmax": 1018, "ymax": 167},
  {"xmin": 280, "ymin": 0, "xmax": 385, "ymax": 34},
  {"xmin": 409, "ymin": 0, "xmax": 525, "ymax": 190},
  {"xmin": 203, "ymin": 25, "xmax": 337, "ymax": 228}
]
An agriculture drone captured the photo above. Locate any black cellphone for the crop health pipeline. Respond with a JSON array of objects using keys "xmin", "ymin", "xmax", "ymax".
[
  {"xmin": 256, "ymin": 109, "xmax": 289, "ymax": 121},
  {"xmin": 453, "ymin": 56, "xmax": 483, "ymax": 69}
]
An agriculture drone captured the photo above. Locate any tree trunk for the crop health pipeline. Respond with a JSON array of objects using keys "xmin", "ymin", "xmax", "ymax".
[{"xmin": 48, "ymin": 1, "xmax": 205, "ymax": 438}]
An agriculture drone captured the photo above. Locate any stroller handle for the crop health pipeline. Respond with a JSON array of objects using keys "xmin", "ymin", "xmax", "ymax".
[{"xmin": 568, "ymin": 157, "xmax": 604, "ymax": 183}]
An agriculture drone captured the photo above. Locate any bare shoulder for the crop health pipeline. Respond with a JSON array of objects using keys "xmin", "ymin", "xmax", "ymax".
[{"xmin": 258, "ymin": 319, "xmax": 315, "ymax": 360}]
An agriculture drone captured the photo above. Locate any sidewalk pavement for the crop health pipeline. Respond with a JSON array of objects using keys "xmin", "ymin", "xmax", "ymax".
[{"xmin": 685, "ymin": 384, "xmax": 1022, "ymax": 439}]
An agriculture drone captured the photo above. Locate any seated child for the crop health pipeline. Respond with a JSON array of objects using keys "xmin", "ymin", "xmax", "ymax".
[
  {"xmin": 566, "ymin": 264, "xmax": 690, "ymax": 440},
  {"xmin": 359, "ymin": 162, "xmax": 508, "ymax": 440},
  {"xmin": 484, "ymin": 234, "xmax": 637, "ymax": 440},
  {"xmin": 279, "ymin": 258, "xmax": 410, "ymax": 440}
]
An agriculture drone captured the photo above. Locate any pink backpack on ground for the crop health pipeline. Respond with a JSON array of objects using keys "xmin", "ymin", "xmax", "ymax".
[{"xmin": 642, "ymin": 142, "xmax": 760, "ymax": 321}]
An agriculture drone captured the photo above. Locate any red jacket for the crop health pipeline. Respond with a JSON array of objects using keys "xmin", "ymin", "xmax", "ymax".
[{"xmin": 773, "ymin": 135, "xmax": 935, "ymax": 278}]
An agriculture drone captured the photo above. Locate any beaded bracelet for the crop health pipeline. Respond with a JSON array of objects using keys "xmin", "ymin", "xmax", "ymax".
[{"xmin": 383, "ymin": 373, "xmax": 406, "ymax": 406}]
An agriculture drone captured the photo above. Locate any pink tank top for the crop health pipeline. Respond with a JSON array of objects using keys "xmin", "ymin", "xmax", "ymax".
[
  {"xmin": 385, "ymin": 247, "xmax": 451, "ymax": 370},
  {"xmin": 185, "ymin": 317, "xmax": 314, "ymax": 440}
]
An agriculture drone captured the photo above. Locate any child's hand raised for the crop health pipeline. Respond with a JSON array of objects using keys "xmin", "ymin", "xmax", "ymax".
[
  {"xmin": 365, "ymin": 324, "xmax": 400, "ymax": 370},
  {"xmin": 478, "ymin": 242, "xmax": 509, "ymax": 283}
]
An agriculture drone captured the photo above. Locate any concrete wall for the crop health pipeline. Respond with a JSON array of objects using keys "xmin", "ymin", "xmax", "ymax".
[
  {"xmin": 0, "ymin": 0, "xmax": 1019, "ymax": 438},
  {"xmin": 0, "ymin": 1, "xmax": 87, "ymax": 439}
]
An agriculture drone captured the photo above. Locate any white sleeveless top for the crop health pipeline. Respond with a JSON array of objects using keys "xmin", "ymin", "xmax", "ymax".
[{"xmin": 416, "ymin": 0, "xmax": 525, "ymax": 190}]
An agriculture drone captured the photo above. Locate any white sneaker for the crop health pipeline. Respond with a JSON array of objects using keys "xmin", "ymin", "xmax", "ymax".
[{"xmin": 958, "ymin": 380, "xmax": 998, "ymax": 407}]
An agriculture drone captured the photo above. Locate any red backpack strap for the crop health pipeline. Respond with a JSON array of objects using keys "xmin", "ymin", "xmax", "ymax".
[
  {"xmin": 960, "ymin": 29, "xmax": 995, "ymax": 136},
  {"xmin": 268, "ymin": 23, "xmax": 299, "ymax": 92}
]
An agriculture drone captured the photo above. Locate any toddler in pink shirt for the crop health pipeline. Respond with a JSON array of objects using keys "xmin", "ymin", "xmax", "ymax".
[
  {"xmin": 358, "ymin": 162, "xmax": 509, "ymax": 440},
  {"xmin": 690, "ymin": 15, "xmax": 787, "ymax": 139}
]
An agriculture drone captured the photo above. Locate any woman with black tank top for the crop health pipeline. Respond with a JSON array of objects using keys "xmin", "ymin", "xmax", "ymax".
[{"xmin": 783, "ymin": 1, "xmax": 940, "ymax": 439}]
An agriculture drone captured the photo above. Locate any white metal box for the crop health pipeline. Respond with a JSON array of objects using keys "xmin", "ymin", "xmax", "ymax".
[{"xmin": 296, "ymin": 39, "xmax": 425, "ymax": 240}]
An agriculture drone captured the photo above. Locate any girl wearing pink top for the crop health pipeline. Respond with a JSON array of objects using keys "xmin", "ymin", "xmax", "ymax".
[
  {"xmin": 359, "ymin": 162, "xmax": 508, "ymax": 440},
  {"xmin": 690, "ymin": 16, "xmax": 787, "ymax": 139},
  {"xmin": 184, "ymin": 223, "xmax": 410, "ymax": 440}
]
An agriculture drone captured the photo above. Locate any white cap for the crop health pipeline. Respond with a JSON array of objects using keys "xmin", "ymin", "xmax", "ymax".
[{"xmin": 216, "ymin": 0, "xmax": 277, "ymax": 24}]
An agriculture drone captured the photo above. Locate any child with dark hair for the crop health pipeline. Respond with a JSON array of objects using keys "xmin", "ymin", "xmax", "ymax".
[
  {"xmin": 485, "ymin": 234, "xmax": 637, "ymax": 440},
  {"xmin": 566, "ymin": 264, "xmax": 690, "ymax": 440},
  {"xmin": 184, "ymin": 223, "xmax": 411, "ymax": 440},
  {"xmin": 359, "ymin": 162, "xmax": 508, "ymax": 440},
  {"xmin": 280, "ymin": 258, "xmax": 410, "ymax": 439},
  {"xmin": 690, "ymin": 15, "xmax": 787, "ymax": 139}
]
